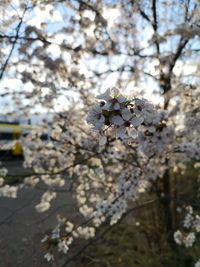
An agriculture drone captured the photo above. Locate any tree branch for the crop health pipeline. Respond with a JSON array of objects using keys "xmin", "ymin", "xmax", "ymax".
[
  {"xmin": 152, "ymin": 0, "xmax": 160, "ymax": 55},
  {"xmin": 0, "ymin": 6, "xmax": 29, "ymax": 80},
  {"xmin": 169, "ymin": 38, "xmax": 189, "ymax": 73}
]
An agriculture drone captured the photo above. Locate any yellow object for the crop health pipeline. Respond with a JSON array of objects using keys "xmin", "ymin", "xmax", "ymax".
[
  {"xmin": 13, "ymin": 141, "xmax": 23, "ymax": 156},
  {"xmin": 0, "ymin": 123, "xmax": 33, "ymax": 156}
]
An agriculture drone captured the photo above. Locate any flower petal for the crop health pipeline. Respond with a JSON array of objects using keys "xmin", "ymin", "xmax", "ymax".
[
  {"xmin": 131, "ymin": 116, "xmax": 144, "ymax": 127},
  {"xmin": 116, "ymin": 126, "xmax": 126, "ymax": 139},
  {"xmin": 121, "ymin": 108, "xmax": 132, "ymax": 121},
  {"xmin": 110, "ymin": 115, "xmax": 124, "ymax": 126}
]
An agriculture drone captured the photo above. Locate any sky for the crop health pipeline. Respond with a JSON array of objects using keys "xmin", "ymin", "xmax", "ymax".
[{"xmin": 0, "ymin": 0, "xmax": 199, "ymax": 120}]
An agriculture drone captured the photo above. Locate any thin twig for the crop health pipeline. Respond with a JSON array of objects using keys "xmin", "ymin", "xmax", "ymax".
[{"xmin": 0, "ymin": 6, "xmax": 29, "ymax": 80}]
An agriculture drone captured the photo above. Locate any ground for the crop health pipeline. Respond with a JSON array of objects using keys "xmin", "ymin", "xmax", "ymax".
[{"xmin": 0, "ymin": 160, "xmax": 79, "ymax": 267}]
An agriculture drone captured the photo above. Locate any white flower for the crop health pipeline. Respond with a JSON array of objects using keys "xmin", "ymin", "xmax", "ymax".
[
  {"xmin": 121, "ymin": 108, "xmax": 132, "ymax": 121},
  {"xmin": 97, "ymin": 88, "xmax": 126, "ymax": 103},
  {"xmin": 67, "ymin": 236, "xmax": 73, "ymax": 245},
  {"xmin": 96, "ymin": 88, "xmax": 112, "ymax": 102},
  {"xmin": 116, "ymin": 126, "xmax": 126, "ymax": 139},
  {"xmin": 110, "ymin": 115, "xmax": 124, "ymax": 126},
  {"xmin": 174, "ymin": 230, "xmax": 183, "ymax": 245},
  {"xmin": 184, "ymin": 232, "xmax": 195, "ymax": 247},
  {"xmin": 58, "ymin": 240, "xmax": 69, "ymax": 254},
  {"xmin": 35, "ymin": 201, "xmax": 50, "ymax": 213},
  {"xmin": 183, "ymin": 213, "xmax": 194, "ymax": 228},
  {"xmin": 128, "ymin": 128, "xmax": 138, "ymax": 138},
  {"xmin": 24, "ymin": 176, "xmax": 39, "ymax": 186},
  {"xmin": 41, "ymin": 191, "xmax": 56, "ymax": 202},
  {"xmin": 65, "ymin": 221, "xmax": 74, "ymax": 233},
  {"xmin": 117, "ymin": 95, "xmax": 127, "ymax": 103},
  {"xmin": 113, "ymin": 102, "xmax": 120, "ymax": 110},
  {"xmin": 86, "ymin": 106, "xmax": 105, "ymax": 130},
  {"xmin": 0, "ymin": 185, "xmax": 18, "ymax": 198},
  {"xmin": 41, "ymin": 235, "xmax": 48, "ymax": 243},
  {"xmin": 134, "ymin": 99, "xmax": 146, "ymax": 114},
  {"xmin": 44, "ymin": 252, "xmax": 54, "ymax": 262},
  {"xmin": 97, "ymin": 88, "xmax": 127, "ymax": 111},
  {"xmin": 195, "ymin": 259, "xmax": 200, "ymax": 267},
  {"xmin": 86, "ymin": 87, "xmax": 164, "ymax": 143},
  {"xmin": 131, "ymin": 116, "xmax": 144, "ymax": 127}
]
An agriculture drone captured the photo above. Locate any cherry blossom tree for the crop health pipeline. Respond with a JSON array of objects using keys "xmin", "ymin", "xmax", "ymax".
[{"xmin": 0, "ymin": 0, "xmax": 200, "ymax": 266}]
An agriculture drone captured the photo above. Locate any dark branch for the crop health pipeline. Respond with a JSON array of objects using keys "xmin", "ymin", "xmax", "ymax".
[
  {"xmin": 152, "ymin": 0, "xmax": 160, "ymax": 55},
  {"xmin": 169, "ymin": 39, "xmax": 189, "ymax": 73},
  {"xmin": 0, "ymin": 7, "xmax": 29, "ymax": 80}
]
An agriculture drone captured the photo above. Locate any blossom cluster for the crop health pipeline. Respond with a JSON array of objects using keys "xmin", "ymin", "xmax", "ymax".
[
  {"xmin": 86, "ymin": 88, "xmax": 165, "ymax": 141},
  {"xmin": 35, "ymin": 191, "xmax": 56, "ymax": 213},
  {"xmin": 12, "ymin": 89, "xmax": 200, "ymax": 261},
  {"xmin": 0, "ymin": 166, "xmax": 18, "ymax": 198},
  {"xmin": 1, "ymin": 87, "xmax": 200, "ymax": 263},
  {"xmin": 174, "ymin": 206, "xmax": 200, "ymax": 266},
  {"xmin": 41, "ymin": 216, "xmax": 96, "ymax": 261}
]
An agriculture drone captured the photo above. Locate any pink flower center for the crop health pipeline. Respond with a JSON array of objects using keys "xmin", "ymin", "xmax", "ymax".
[
  {"xmin": 124, "ymin": 121, "xmax": 131, "ymax": 127},
  {"xmin": 110, "ymin": 98, "xmax": 118, "ymax": 104}
]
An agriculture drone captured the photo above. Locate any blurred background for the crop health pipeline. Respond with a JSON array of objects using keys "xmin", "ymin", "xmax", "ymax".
[{"xmin": 0, "ymin": 0, "xmax": 200, "ymax": 266}]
